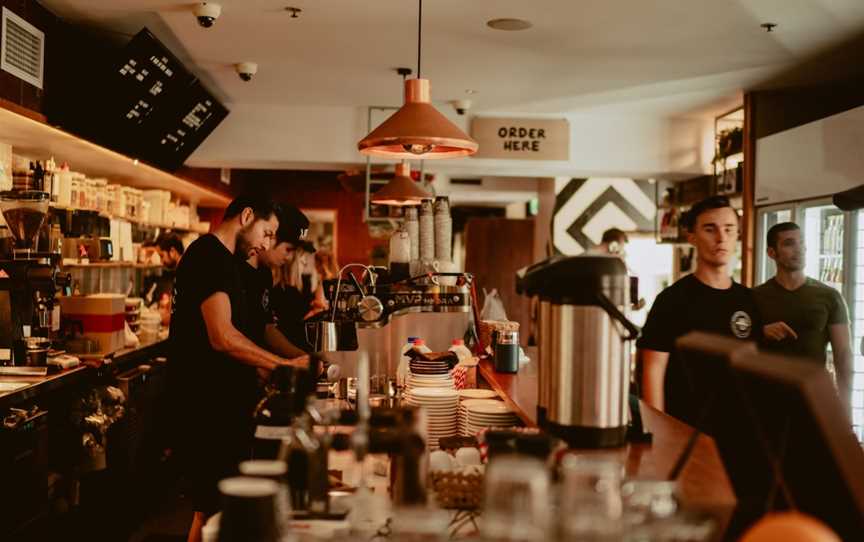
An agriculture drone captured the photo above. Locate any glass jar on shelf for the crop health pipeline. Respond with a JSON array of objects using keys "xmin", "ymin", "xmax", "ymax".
[
  {"xmin": 93, "ymin": 179, "xmax": 108, "ymax": 213},
  {"xmin": 131, "ymin": 188, "xmax": 143, "ymax": 221},
  {"xmin": 105, "ymin": 184, "xmax": 119, "ymax": 216},
  {"xmin": 69, "ymin": 174, "xmax": 83, "ymax": 209},
  {"xmin": 141, "ymin": 200, "xmax": 151, "ymax": 225},
  {"xmin": 116, "ymin": 186, "xmax": 129, "ymax": 218}
]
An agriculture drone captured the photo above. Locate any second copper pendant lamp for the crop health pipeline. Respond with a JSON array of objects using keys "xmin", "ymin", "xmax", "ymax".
[{"xmin": 357, "ymin": 0, "xmax": 478, "ymax": 160}]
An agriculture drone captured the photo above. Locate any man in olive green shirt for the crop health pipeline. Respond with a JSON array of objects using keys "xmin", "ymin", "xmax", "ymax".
[{"xmin": 754, "ymin": 222, "xmax": 852, "ymax": 413}]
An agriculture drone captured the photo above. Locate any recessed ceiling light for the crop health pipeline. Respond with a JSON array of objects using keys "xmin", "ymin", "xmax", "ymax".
[
  {"xmin": 465, "ymin": 89, "xmax": 478, "ymax": 95},
  {"xmin": 487, "ymin": 18, "xmax": 532, "ymax": 31}
]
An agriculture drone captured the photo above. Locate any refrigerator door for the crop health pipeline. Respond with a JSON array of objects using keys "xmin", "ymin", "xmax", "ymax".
[
  {"xmin": 850, "ymin": 211, "xmax": 864, "ymax": 441},
  {"xmin": 797, "ymin": 200, "xmax": 846, "ymax": 295},
  {"xmin": 755, "ymin": 204, "xmax": 795, "ymax": 285}
]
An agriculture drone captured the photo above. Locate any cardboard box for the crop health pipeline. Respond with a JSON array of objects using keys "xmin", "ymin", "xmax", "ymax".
[{"xmin": 60, "ymin": 294, "xmax": 126, "ymax": 356}]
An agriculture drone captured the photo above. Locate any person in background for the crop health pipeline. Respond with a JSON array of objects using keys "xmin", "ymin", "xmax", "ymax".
[
  {"xmin": 753, "ymin": 222, "xmax": 852, "ymax": 413},
  {"xmin": 637, "ymin": 196, "xmax": 761, "ymax": 425},
  {"xmin": 593, "ymin": 227, "xmax": 629, "ymax": 256},
  {"xmin": 271, "ymin": 241, "xmax": 325, "ymax": 350},
  {"xmin": 168, "ymin": 193, "xmax": 309, "ymax": 542},
  {"xmin": 243, "ymin": 203, "xmax": 310, "ymax": 358},
  {"xmin": 315, "ymin": 249, "xmax": 339, "ymax": 281},
  {"xmin": 146, "ymin": 232, "xmax": 184, "ymax": 326}
]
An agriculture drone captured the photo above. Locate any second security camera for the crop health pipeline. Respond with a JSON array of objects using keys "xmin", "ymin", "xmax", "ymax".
[
  {"xmin": 235, "ymin": 62, "xmax": 258, "ymax": 82},
  {"xmin": 451, "ymin": 99, "xmax": 472, "ymax": 116},
  {"xmin": 194, "ymin": 2, "xmax": 221, "ymax": 28}
]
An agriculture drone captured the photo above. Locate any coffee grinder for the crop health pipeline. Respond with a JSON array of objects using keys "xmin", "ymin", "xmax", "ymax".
[{"xmin": 0, "ymin": 191, "xmax": 70, "ymax": 366}]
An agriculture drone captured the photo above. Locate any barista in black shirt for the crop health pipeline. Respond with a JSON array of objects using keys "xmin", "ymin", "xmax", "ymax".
[
  {"xmin": 243, "ymin": 203, "xmax": 310, "ymax": 355},
  {"xmin": 149, "ymin": 232, "xmax": 184, "ymax": 326},
  {"xmin": 637, "ymin": 196, "xmax": 761, "ymax": 425},
  {"xmin": 169, "ymin": 193, "xmax": 309, "ymax": 540}
]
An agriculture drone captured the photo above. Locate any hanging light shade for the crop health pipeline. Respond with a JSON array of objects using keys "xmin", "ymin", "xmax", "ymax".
[
  {"xmin": 370, "ymin": 162, "xmax": 431, "ymax": 206},
  {"xmin": 358, "ymin": 0, "xmax": 478, "ymax": 160},
  {"xmin": 358, "ymin": 78, "xmax": 478, "ymax": 159}
]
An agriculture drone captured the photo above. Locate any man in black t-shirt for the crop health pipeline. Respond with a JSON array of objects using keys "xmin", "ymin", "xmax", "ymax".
[
  {"xmin": 146, "ymin": 232, "xmax": 184, "ymax": 326},
  {"xmin": 169, "ymin": 193, "xmax": 309, "ymax": 540},
  {"xmin": 243, "ymin": 203, "xmax": 310, "ymax": 354},
  {"xmin": 637, "ymin": 196, "xmax": 761, "ymax": 426}
]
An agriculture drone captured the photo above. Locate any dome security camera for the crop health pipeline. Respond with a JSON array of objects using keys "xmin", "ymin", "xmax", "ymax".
[
  {"xmin": 194, "ymin": 2, "xmax": 221, "ymax": 28},
  {"xmin": 452, "ymin": 99, "xmax": 472, "ymax": 116},
  {"xmin": 235, "ymin": 62, "xmax": 258, "ymax": 82}
]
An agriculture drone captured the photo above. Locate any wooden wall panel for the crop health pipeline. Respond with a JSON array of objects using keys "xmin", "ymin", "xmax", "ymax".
[{"xmin": 464, "ymin": 218, "xmax": 536, "ymax": 342}]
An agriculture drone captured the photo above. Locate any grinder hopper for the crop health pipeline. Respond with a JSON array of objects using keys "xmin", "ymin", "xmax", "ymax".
[{"xmin": 0, "ymin": 191, "xmax": 50, "ymax": 255}]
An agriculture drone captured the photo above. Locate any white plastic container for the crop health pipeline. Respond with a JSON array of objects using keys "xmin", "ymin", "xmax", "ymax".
[
  {"xmin": 448, "ymin": 339, "xmax": 473, "ymax": 365},
  {"xmin": 55, "ymin": 167, "xmax": 72, "ymax": 207},
  {"xmin": 412, "ymin": 338, "xmax": 432, "ymax": 354},
  {"xmin": 396, "ymin": 336, "xmax": 418, "ymax": 389}
]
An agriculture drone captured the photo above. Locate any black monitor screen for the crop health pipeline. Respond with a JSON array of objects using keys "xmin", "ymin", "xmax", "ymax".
[
  {"xmin": 140, "ymin": 80, "xmax": 229, "ymax": 171},
  {"xmin": 46, "ymin": 27, "xmax": 227, "ymax": 172}
]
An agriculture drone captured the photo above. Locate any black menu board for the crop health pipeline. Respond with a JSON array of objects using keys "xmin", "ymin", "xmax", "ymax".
[
  {"xmin": 142, "ymin": 80, "xmax": 230, "ymax": 171},
  {"xmin": 110, "ymin": 29, "xmax": 196, "ymax": 130},
  {"xmin": 51, "ymin": 28, "xmax": 229, "ymax": 172}
]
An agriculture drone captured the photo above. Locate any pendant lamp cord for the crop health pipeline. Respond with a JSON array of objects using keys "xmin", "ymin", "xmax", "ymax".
[{"xmin": 417, "ymin": 0, "xmax": 422, "ymax": 78}]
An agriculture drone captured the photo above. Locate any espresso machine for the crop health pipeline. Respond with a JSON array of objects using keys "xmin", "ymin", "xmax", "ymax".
[
  {"xmin": 0, "ymin": 191, "xmax": 70, "ymax": 366},
  {"xmin": 308, "ymin": 265, "xmax": 472, "ymax": 384},
  {"xmin": 517, "ymin": 256, "xmax": 640, "ymax": 448}
]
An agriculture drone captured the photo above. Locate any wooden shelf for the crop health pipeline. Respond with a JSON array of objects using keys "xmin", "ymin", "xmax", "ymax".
[
  {"xmin": 0, "ymin": 105, "xmax": 231, "ymax": 208},
  {"xmin": 49, "ymin": 204, "xmax": 208, "ymax": 234}
]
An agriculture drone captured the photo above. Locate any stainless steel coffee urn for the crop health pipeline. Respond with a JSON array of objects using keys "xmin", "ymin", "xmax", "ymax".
[{"xmin": 517, "ymin": 256, "xmax": 639, "ymax": 448}]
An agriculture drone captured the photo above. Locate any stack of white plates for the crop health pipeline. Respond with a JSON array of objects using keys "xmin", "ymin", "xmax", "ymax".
[
  {"xmin": 406, "ymin": 387, "xmax": 459, "ymax": 450},
  {"xmin": 457, "ymin": 389, "xmax": 498, "ymax": 401},
  {"xmin": 406, "ymin": 372, "xmax": 455, "ymax": 392},
  {"xmin": 460, "ymin": 399, "xmax": 519, "ymax": 436}
]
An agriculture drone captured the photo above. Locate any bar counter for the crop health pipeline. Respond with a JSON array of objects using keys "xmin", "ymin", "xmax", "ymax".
[
  {"xmin": 478, "ymin": 349, "xmax": 736, "ymax": 517},
  {"xmin": 0, "ymin": 337, "xmax": 168, "ymax": 410}
]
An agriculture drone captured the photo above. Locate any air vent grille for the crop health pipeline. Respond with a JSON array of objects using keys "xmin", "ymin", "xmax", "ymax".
[{"xmin": 1, "ymin": 7, "xmax": 44, "ymax": 89}]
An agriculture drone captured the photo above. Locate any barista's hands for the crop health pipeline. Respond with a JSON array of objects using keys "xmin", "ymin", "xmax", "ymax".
[
  {"xmin": 278, "ymin": 354, "xmax": 311, "ymax": 369},
  {"xmin": 763, "ymin": 321, "xmax": 798, "ymax": 342}
]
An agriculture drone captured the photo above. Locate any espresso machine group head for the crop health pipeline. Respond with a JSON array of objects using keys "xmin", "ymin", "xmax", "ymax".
[{"xmin": 0, "ymin": 191, "xmax": 70, "ymax": 365}]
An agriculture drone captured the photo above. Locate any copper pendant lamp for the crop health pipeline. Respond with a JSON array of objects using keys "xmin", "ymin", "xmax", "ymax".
[
  {"xmin": 357, "ymin": 0, "xmax": 478, "ymax": 160},
  {"xmin": 370, "ymin": 162, "xmax": 431, "ymax": 206}
]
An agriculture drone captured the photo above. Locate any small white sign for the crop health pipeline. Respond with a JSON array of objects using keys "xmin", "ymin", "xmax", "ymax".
[{"xmin": 471, "ymin": 117, "xmax": 570, "ymax": 160}]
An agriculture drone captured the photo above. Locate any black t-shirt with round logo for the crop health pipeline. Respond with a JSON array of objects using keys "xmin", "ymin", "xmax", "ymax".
[{"xmin": 637, "ymin": 273, "xmax": 762, "ymax": 425}]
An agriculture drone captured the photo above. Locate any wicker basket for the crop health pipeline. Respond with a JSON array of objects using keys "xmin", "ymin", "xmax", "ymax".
[
  {"xmin": 478, "ymin": 320, "xmax": 520, "ymax": 351},
  {"xmin": 429, "ymin": 470, "xmax": 484, "ymax": 510}
]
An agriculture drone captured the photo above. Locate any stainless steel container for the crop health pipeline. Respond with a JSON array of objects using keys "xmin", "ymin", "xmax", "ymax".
[{"xmin": 518, "ymin": 256, "xmax": 638, "ymax": 448}]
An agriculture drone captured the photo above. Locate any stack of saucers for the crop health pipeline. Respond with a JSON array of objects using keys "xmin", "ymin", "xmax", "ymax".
[
  {"xmin": 405, "ymin": 387, "xmax": 459, "ymax": 450},
  {"xmin": 406, "ymin": 372, "xmax": 455, "ymax": 393},
  {"xmin": 460, "ymin": 399, "xmax": 519, "ymax": 436}
]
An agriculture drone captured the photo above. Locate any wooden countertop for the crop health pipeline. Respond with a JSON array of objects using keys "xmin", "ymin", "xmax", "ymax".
[{"xmin": 478, "ymin": 349, "xmax": 736, "ymax": 515}]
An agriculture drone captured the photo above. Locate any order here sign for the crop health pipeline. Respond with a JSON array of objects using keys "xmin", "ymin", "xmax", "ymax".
[{"xmin": 471, "ymin": 117, "xmax": 570, "ymax": 160}]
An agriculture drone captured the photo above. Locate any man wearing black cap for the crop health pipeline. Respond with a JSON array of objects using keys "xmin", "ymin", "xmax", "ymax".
[{"xmin": 243, "ymin": 203, "xmax": 310, "ymax": 356}]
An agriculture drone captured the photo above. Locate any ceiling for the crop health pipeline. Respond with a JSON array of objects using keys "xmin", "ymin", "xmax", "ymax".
[{"xmin": 39, "ymin": 0, "xmax": 864, "ymax": 117}]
